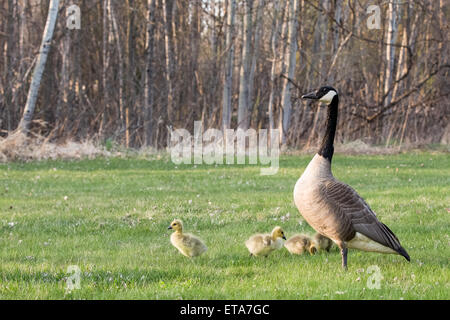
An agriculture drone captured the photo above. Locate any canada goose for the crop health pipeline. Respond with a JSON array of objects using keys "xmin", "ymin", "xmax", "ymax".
[
  {"xmin": 245, "ymin": 226, "xmax": 286, "ymax": 257},
  {"xmin": 294, "ymin": 86, "xmax": 410, "ymax": 269},
  {"xmin": 168, "ymin": 219, "xmax": 207, "ymax": 257},
  {"xmin": 311, "ymin": 233, "xmax": 333, "ymax": 252},
  {"xmin": 285, "ymin": 234, "xmax": 316, "ymax": 255}
]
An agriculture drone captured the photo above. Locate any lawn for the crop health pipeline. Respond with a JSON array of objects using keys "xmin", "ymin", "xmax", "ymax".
[{"xmin": 0, "ymin": 152, "xmax": 449, "ymax": 299}]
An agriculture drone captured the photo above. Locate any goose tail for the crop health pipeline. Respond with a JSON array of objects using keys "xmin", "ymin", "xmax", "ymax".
[
  {"xmin": 380, "ymin": 222, "xmax": 410, "ymax": 262},
  {"xmin": 396, "ymin": 246, "xmax": 410, "ymax": 262}
]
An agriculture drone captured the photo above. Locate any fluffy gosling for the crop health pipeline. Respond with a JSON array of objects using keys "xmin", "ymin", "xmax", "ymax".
[
  {"xmin": 311, "ymin": 233, "xmax": 333, "ymax": 252},
  {"xmin": 284, "ymin": 234, "xmax": 316, "ymax": 255},
  {"xmin": 168, "ymin": 219, "xmax": 207, "ymax": 257},
  {"xmin": 245, "ymin": 226, "xmax": 286, "ymax": 257}
]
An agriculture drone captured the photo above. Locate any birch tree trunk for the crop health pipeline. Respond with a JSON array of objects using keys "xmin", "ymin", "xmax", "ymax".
[
  {"xmin": 392, "ymin": 3, "xmax": 409, "ymax": 102},
  {"xmin": 237, "ymin": 0, "xmax": 253, "ymax": 130},
  {"xmin": 384, "ymin": 0, "xmax": 399, "ymax": 107},
  {"xmin": 110, "ymin": 3, "xmax": 125, "ymax": 142},
  {"xmin": 16, "ymin": 0, "xmax": 59, "ymax": 134},
  {"xmin": 246, "ymin": 0, "xmax": 264, "ymax": 129},
  {"xmin": 280, "ymin": 0, "xmax": 299, "ymax": 145},
  {"xmin": 222, "ymin": 0, "xmax": 236, "ymax": 131},
  {"xmin": 268, "ymin": 0, "xmax": 283, "ymax": 134},
  {"xmin": 162, "ymin": 0, "xmax": 175, "ymax": 124},
  {"xmin": 57, "ymin": 25, "xmax": 69, "ymax": 124},
  {"xmin": 100, "ymin": 0, "xmax": 112, "ymax": 136}
]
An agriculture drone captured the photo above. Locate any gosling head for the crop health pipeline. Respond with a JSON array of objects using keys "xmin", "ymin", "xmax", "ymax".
[
  {"xmin": 302, "ymin": 86, "xmax": 338, "ymax": 104},
  {"xmin": 271, "ymin": 226, "xmax": 287, "ymax": 240},
  {"xmin": 168, "ymin": 219, "xmax": 183, "ymax": 232}
]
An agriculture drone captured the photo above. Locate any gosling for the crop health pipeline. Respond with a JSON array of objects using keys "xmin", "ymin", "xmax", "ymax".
[
  {"xmin": 311, "ymin": 233, "xmax": 333, "ymax": 252},
  {"xmin": 168, "ymin": 219, "xmax": 207, "ymax": 257},
  {"xmin": 285, "ymin": 234, "xmax": 317, "ymax": 255},
  {"xmin": 245, "ymin": 226, "xmax": 286, "ymax": 257}
]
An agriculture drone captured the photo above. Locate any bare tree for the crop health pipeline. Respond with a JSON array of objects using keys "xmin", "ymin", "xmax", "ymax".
[
  {"xmin": 15, "ymin": 0, "xmax": 60, "ymax": 134},
  {"xmin": 222, "ymin": 0, "xmax": 236, "ymax": 131},
  {"xmin": 237, "ymin": 0, "xmax": 254, "ymax": 130},
  {"xmin": 280, "ymin": 0, "xmax": 299, "ymax": 145},
  {"xmin": 384, "ymin": 0, "xmax": 399, "ymax": 107},
  {"xmin": 143, "ymin": 0, "xmax": 156, "ymax": 147},
  {"xmin": 162, "ymin": 0, "xmax": 175, "ymax": 124},
  {"xmin": 267, "ymin": 0, "xmax": 284, "ymax": 135}
]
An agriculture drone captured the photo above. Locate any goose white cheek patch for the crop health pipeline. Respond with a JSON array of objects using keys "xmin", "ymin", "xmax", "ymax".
[{"xmin": 319, "ymin": 90, "xmax": 337, "ymax": 103}]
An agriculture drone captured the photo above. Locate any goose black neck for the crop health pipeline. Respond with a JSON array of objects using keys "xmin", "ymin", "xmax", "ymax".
[{"xmin": 318, "ymin": 95, "xmax": 338, "ymax": 162}]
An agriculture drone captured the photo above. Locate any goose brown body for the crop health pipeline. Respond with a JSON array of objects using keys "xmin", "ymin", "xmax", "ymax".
[{"xmin": 296, "ymin": 86, "xmax": 410, "ymax": 269}]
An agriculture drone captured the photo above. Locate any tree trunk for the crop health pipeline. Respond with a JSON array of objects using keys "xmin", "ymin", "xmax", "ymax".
[
  {"xmin": 384, "ymin": 0, "xmax": 399, "ymax": 107},
  {"xmin": 162, "ymin": 0, "xmax": 175, "ymax": 124},
  {"xmin": 246, "ymin": 0, "xmax": 264, "ymax": 129},
  {"xmin": 143, "ymin": 0, "xmax": 156, "ymax": 147},
  {"xmin": 268, "ymin": 0, "xmax": 284, "ymax": 134},
  {"xmin": 280, "ymin": 0, "xmax": 299, "ymax": 145},
  {"xmin": 16, "ymin": 0, "xmax": 59, "ymax": 134},
  {"xmin": 100, "ymin": 0, "xmax": 112, "ymax": 137},
  {"xmin": 222, "ymin": 0, "xmax": 236, "ymax": 131},
  {"xmin": 110, "ymin": 2, "xmax": 125, "ymax": 143},
  {"xmin": 237, "ymin": 0, "xmax": 253, "ymax": 130}
]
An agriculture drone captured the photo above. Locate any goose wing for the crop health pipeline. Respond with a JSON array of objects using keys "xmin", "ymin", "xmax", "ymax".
[{"xmin": 320, "ymin": 180, "xmax": 409, "ymax": 260}]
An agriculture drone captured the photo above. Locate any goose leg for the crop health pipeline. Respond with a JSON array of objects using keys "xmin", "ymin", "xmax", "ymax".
[
  {"xmin": 337, "ymin": 241, "xmax": 348, "ymax": 270},
  {"xmin": 341, "ymin": 247, "xmax": 348, "ymax": 270}
]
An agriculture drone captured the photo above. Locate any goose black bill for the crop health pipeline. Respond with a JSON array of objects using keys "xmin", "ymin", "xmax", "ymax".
[{"xmin": 301, "ymin": 91, "xmax": 319, "ymax": 99}]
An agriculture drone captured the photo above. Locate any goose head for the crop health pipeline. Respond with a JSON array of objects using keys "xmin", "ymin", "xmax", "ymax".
[
  {"xmin": 302, "ymin": 86, "xmax": 338, "ymax": 104},
  {"xmin": 271, "ymin": 226, "xmax": 287, "ymax": 240},
  {"xmin": 168, "ymin": 219, "xmax": 183, "ymax": 232}
]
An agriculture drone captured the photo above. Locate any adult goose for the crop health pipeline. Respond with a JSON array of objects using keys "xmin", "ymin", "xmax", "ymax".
[{"xmin": 294, "ymin": 86, "xmax": 410, "ymax": 269}]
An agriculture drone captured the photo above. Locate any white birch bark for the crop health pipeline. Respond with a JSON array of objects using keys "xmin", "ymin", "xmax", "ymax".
[
  {"xmin": 237, "ymin": 0, "xmax": 253, "ymax": 130},
  {"xmin": 222, "ymin": 0, "xmax": 236, "ymax": 131},
  {"xmin": 16, "ymin": 0, "xmax": 59, "ymax": 134},
  {"xmin": 268, "ymin": 0, "xmax": 284, "ymax": 133},
  {"xmin": 246, "ymin": 0, "xmax": 264, "ymax": 129},
  {"xmin": 280, "ymin": 0, "xmax": 299, "ymax": 145},
  {"xmin": 162, "ymin": 0, "xmax": 175, "ymax": 123},
  {"xmin": 384, "ymin": 0, "xmax": 399, "ymax": 107}
]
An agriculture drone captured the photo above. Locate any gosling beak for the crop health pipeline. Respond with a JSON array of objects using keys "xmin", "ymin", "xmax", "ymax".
[
  {"xmin": 168, "ymin": 226, "xmax": 172, "ymax": 230},
  {"xmin": 282, "ymin": 235, "xmax": 287, "ymax": 240},
  {"xmin": 301, "ymin": 91, "xmax": 318, "ymax": 100}
]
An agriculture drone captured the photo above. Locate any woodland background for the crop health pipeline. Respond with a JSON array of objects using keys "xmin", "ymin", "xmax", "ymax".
[{"xmin": 0, "ymin": 0, "xmax": 449, "ymax": 150}]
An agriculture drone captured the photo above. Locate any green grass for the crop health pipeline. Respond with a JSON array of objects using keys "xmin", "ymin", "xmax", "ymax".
[{"xmin": 0, "ymin": 152, "xmax": 449, "ymax": 299}]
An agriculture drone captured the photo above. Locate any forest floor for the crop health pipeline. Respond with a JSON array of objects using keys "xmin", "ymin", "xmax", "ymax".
[{"xmin": 0, "ymin": 152, "xmax": 448, "ymax": 299}]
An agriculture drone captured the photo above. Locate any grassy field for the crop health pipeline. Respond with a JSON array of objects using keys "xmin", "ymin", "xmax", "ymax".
[{"xmin": 0, "ymin": 152, "xmax": 449, "ymax": 299}]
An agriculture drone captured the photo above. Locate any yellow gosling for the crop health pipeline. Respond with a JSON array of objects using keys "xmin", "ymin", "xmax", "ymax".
[
  {"xmin": 168, "ymin": 219, "xmax": 207, "ymax": 257},
  {"xmin": 284, "ymin": 234, "xmax": 316, "ymax": 255},
  {"xmin": 312, "ymin": 233, "xmax": 334, "ymax": 252},
  {"xmin": 245, "ymin": 226, "xmax": 286, "ymax": 257}
]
